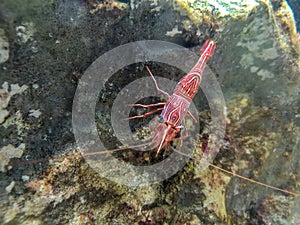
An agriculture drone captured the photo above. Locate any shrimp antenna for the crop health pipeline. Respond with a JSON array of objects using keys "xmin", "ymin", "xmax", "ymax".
[{"xmin": 172, "ymin": 148, "xmax": 300, "ymax": 197}]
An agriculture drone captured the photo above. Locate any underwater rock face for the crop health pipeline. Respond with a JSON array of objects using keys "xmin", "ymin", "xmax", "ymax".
[
  {"xmin": 55, "ymin": 0, "xmax": 88, "ymax": 27},
  {"xmin": 0, "ymin": 0, "xmax": 299, "ymax": 224},
  {"xmin": 223, "ymin": 94, "xmax": 300, "ymax": 224}
]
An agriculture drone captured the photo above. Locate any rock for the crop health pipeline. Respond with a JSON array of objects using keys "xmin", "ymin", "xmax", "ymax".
[
  {"xmin": 0, "ymin": 28, "xmax": 9, "ymax": 63},
  {"xmin": 0, "ymin": 0, "xmax": 299, "ymax": 224}
]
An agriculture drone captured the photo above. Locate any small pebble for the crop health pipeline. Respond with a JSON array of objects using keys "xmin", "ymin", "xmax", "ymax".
[
  {"xmin": 5, "ymin": 181, "xmax": 15, "ymax": 193},
  {"xmin": 22, "ymin": 175, "xmax": 30, "ymax": 182}
]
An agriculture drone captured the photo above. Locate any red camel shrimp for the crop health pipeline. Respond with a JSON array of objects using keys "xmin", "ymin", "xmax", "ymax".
[{"xmin": 126, "ymin": 40, "xmax": 216, "ymax": 156}]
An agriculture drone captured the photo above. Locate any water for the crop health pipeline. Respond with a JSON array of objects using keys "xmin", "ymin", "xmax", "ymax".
[{"xmin": 288, "ymin": 0, "xmax": 300, "ymax": 32}]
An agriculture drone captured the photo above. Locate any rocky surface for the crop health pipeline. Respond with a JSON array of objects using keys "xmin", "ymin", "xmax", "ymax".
[
  {"xmin": 0, "ymin": 0, "xmax": 299, "ymax": 224},
  {"xmin": 0, "ymin": 28, "xmax": 9, "ymax": 64}
]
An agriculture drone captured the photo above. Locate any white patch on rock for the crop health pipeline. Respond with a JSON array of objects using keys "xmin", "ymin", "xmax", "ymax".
[
  {"xmin": 0, "ymin": 143, "xmax": 25, "ymax": 172},
  {"xmin": 0, "ymin": 28, "xmax": 9, "ymax": 63},
  {"xmin": 165, "ymin": 25, "xmax": 182, "ymax": 37},
  {"xmin": 240, "ymin": 53, "xmax": 254, "ymax": 68},
  {"xmin": 260, "ymin": 47, "xmax": 279, "ymax": 60},
  {"xmin": 237, "ymin": 40, "xmax": 260, "ymax": 52},
  {"xmin": 2, "ymin": 110, "xmax": 27, "ymax": 135},
  {"xmin": 16, "ymin": 22, "xmax": 35, "ymax": 43},
  {"xmin": 5, "ymin": 181, "xmax": 15, "ymax": 193},
  {"xmin": 257, "ymin": 69, "xmax": 274, "ymax": 80},
  {"xmin": 0, "ymin": 82, "xmax": 28, "ymax": 124},
  {"xmin": 29, "ymin": 109, "xmax": 42, "ymax": 118},
  {"xmin": 250, "ymin": 66, "xmax": 259, "ymax": 73},
  {"xmin": 150, "ymin": 0, "xmax": 161, "ymax": 12},
  {"xmin": 0, "ymin": 109, "xmax": 9, "ymax": 125},
  {"xmin": 32, "ymin": 83, "xmax": 39, "ymax": 89},
  {"xmin": 22, "ymin": 175, "xmax": 30, "ymax": 182}
]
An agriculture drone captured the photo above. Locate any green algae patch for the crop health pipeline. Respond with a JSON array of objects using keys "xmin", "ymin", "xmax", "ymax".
[{"xmin": 174, "ymin": 0, "xmax": 259, "ymax": 25}]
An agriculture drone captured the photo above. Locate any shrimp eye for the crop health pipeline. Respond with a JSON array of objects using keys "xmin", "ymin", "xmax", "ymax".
[{"xmin": 158, "ymin": 116, "xmax": 164, "ymax": 123}]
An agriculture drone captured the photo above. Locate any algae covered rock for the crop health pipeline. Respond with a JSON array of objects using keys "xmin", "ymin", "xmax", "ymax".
[
  {"xmin": 224, "ymin": 94, "xmax": 300, "ymax": 224},
  {"xmin": 0, "ymin": 0, "xmax": 300, "ymax": 224}
]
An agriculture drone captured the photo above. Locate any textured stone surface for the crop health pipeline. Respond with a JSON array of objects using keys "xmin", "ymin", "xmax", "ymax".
[{"xmin": 0, "ymin": 0, "xmax": 299, "ymax": 224}]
